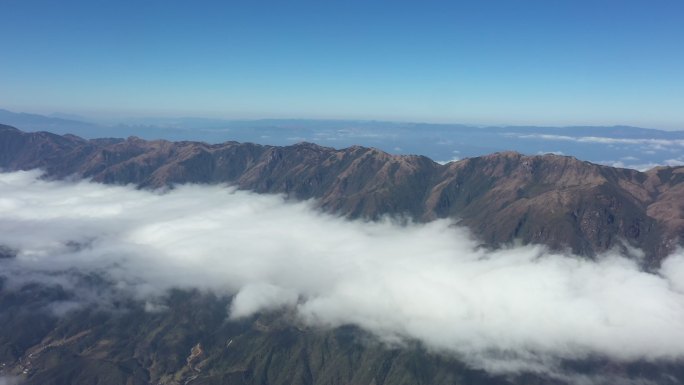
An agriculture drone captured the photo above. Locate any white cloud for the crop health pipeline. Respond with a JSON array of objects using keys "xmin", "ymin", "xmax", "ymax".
[
  {"xmin": 1, "ymin": 171, "xmax": 684, "ymax": 377},
  {"xmin": 666, "ymin": 158, "xmax": 684, "ymax": 167},
  {"xmin": 436, "ymin": 150, "xmax": 462, "ymax": 164},
  {"xmin": 515, "ymin": 133, "xmax": 684, "ymax": 148},
  {"xmin": 436, "ymin": 157, "xmax": 460, "ymax": 165},
  {"xmin": 600, "ymin": 160, "xmax": 664, "ymax": 171},
  {"xmin": 602, "ymin": 157, "xmax": 684, "ymax": 171},
  {"xmin": 230, "ymin": 283, "xmax": 299, "ymax": 319}
]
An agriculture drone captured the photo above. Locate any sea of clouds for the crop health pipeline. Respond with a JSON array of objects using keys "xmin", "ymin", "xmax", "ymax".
[{"xmin": 1, "ymin": 170, "xmax": 684, "ymax": 377}]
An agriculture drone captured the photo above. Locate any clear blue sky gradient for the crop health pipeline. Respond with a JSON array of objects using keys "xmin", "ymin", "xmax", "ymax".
[{"xmin": 1, "ymin": 0, "xmax": 683, "ymax": 128}]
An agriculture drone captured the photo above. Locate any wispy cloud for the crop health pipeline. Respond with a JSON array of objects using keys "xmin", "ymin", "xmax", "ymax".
[
  {"xmin": 514, "ymin": 133, "xmax": 684, "ymax": 147},
  {"xmin": 436, "ymin": 150, "xmax": 461, "ymax": 164},
  {"xmin": 1, "ymin": 171, "xmax": 684, "ymax": 377},
  {"xmin": 601, "ymin": 157, "xmax": 684, "ymax": 171}
]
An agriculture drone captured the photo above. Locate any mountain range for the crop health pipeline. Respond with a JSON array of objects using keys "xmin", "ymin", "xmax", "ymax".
[
  {"xmin": 1, "ymin": 123, "xmax": 684, "ymax": 384},
  {"xmin": 1, "ymin": 123, "xmax": 682, "ymax": 263},
  {"xmin": 2, "ymin": 108, "xmax": 684, "ymax": 171}
]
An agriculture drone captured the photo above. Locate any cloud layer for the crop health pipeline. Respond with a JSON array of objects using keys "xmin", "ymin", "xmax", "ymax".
[
  {"xmin": 1, "ymin": 171, "xmax": 684, "ymax": 375},
  {"xmin": 515, "ymin": 133, "xmax": 684, "ymax": 148}
]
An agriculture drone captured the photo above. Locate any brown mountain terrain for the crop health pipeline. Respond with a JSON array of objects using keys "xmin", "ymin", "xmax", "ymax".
[
  {"xmin": 3, "ymin": 123, "xmax": 684, "ymax": 385},
  {"xmin": 1, "ymin": 123, "xmax": 683, "ymax": 265}
]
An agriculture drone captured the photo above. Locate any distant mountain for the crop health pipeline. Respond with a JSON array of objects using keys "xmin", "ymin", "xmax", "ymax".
[
  {"xmin": 1, "ymin": 124, "xmax": 682, "ymax": 263},
  {"xmin": 2, "ymin": 108, "xmax": 683, "ymax": 170},
  {"xmin": 0, "ymin": 108, "xmax": 102, "ymax": 135}
]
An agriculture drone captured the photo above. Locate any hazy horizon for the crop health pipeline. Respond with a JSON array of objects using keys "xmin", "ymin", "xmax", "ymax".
[
  {"xmin": 1, "ymin": 1, "xmax": 683, "ymax": 130},
  {"xmin": 3, "ymin": 106, "xmax": 684, "ymax": 171},
  {"xmin": 2, "ymin": 106, "xmax": 683, "ymax": 133}
]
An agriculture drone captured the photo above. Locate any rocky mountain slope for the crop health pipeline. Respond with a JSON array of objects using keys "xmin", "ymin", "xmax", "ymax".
[
  {"xmin": 1, "ymin": 124, "xmax": 682, "ymax": 264},
  {"xmin": 3, "ymin": 124, "xmax": 684, "ymax": 385},
  {"xmin": 2, "ymin": 283, "xmax": 682, "ymax": 385}
]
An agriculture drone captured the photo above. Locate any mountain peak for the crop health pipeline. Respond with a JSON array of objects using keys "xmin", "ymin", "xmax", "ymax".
[{"xmin": 0, "ymin": 124, "xmax": 20, "ymax": 132}]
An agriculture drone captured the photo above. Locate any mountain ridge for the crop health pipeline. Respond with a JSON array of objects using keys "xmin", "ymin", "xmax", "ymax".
[
  {"xmin": 2, "ymin": 108, "xmax": 684, "ymax": 171},
  {"xmin": 1, "ymin": 124, "xmax": 682, "ymax": 264},
  {"xmin": 3, "ymin": 124, "xmax": 684, "ymax": 385}
]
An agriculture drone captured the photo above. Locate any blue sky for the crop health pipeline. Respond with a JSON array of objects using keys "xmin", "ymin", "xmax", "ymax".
[{"xmin": 1, "ymin": 0, "xmax": 683, "ymax": 128}]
